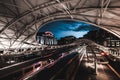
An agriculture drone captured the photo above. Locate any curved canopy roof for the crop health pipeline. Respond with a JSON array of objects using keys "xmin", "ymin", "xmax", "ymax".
[{"xmin": 0, "ymin": 0, "xmax": 120, "ymax": 50}]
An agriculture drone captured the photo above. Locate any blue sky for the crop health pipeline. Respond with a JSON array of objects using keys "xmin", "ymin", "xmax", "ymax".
[{"xmin": 38, "ymin": 20, "xmax": 99, "ymax": 40}]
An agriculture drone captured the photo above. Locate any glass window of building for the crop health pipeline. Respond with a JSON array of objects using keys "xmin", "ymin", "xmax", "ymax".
[
  {"xmin": 107, "ymin": 40, "xmax": 110, "ymax": 47},
  {"xmin": 116, "ymin": 41, "xmax": 120, "ymax": 46},
  {"xmin": 111, "ymin": 41, "xmax": 115, "ymax": 46}
]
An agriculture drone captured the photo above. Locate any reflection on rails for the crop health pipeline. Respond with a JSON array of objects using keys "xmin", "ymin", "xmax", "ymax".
[
  {"xmin": 20, "ymin": 46, "xmax": 86, "ymax": 80},
  {"xmin": 0, "ymin": 39, "xmax": 120, "ymax": 80},
  {"xmin": 0, "ymin": 45, "xmax": 80, "ymax": 80}
]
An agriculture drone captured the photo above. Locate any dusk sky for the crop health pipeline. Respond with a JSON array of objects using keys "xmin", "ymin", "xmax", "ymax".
[{"xmin": 38, "ymin": 20, "xmax": 99, "ymax": 40}]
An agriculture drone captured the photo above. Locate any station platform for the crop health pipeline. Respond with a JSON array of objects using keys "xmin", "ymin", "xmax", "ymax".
[{"xmin": 75, "ymin": 61, "xmax": 120, "ymax": 80}]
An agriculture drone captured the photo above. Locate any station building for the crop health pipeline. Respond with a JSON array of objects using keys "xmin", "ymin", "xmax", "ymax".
[{"xmin": 36, "ymin": 31, "xmax": 57, "ymax": 45}]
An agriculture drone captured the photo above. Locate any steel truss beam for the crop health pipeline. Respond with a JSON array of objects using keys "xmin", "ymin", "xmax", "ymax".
[
  {"xmin": 0, "ymin": 0, "xmax": 119, "ymax": 49},
  {"xmin": 8, "ymin": 8, "xmax": 119, "ymax": 45},
  {"xmin": 0, "ymin": 0, "xmax": 71, "ymax": 35}
]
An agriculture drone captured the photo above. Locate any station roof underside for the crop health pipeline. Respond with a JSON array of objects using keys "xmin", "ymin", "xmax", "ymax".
[{"xmin": 0, "ymin": 0, "xmax": 120, "ymax": 50}]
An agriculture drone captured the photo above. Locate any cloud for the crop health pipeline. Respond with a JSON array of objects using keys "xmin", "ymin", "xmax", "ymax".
[
  {"xmin": 73, "ymin": 24, "xmax": 98, "ymax": 31},
  {"xmin": 38, "ymin": 20, "xmax": 99, "ymax": 39},
  {"xmin": 58, "ymin": 21, "xmax": 98, "ymax": 32},
  {"xmin": 55, "ymin": 31, "xmax": 89, "ymax": 39}
]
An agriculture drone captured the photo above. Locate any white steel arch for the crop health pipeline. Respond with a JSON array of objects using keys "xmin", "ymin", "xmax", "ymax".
[{"xmin": 0, "ymin": 0, "xmax": 119, "ymax": 50}]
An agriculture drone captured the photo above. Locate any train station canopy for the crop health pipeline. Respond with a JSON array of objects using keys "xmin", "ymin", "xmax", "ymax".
[{"xmin": 0, "ymin": 0, "xmax": 120, "ymax": 50}]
